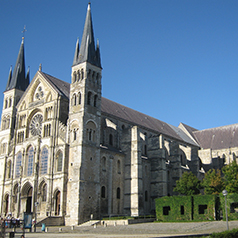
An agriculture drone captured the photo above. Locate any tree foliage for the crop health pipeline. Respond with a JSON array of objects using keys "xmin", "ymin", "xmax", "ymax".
[
  {"xmin": 174, "ymin": 171, "xmax": 201, "ymax": 195},
  {"xmin": 222, "ymin": 160, "xmax": 238, "ymax": 193},
  {"xmin": 202, "ymin": 169, "xmax": 224, "ymax": 195}
]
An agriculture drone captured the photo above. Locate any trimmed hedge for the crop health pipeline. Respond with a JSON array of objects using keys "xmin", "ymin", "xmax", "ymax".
[
  {"xmin": 155, "ymin": 196, "xmax": 192, "ymax": 221},
  {"xmin": 155, "ymin": 193, "xmax": 238, "ymax": 222},
  {"xmin": 193, "ymin": 194, "xmax": 218, "ymax": 221},
  {"xmin": 219, "ymin": 193, "xmax": 238, "ymax": 221}
]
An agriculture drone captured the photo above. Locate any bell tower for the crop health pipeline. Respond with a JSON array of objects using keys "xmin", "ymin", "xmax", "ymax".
[
  {"xmin": 66, "ymin": 3, "xmax": 102, "ymax": 225},
  {"xmin": 0, "ymin": 36, "xmax": 29, "ymax": 148},
  {"xmin": 0, "ymin": 36, "xmax": 29, "ymax": 215}
]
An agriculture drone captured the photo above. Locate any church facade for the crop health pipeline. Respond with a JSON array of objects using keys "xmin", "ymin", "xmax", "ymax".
[{"xmin": 0, "ymin": 4, "xmax": 237, "ymax": 225}]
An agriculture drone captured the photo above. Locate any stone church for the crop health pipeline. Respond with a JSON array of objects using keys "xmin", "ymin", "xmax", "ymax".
[{"xmin": 0, "ymin": 3, "xmax": 237, "ymax": 225}]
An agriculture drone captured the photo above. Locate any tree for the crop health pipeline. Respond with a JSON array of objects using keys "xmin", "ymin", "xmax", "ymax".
[
  {"xmin": 202, "ymin": 169, "xmax": 224, "ymax": 195},
  {"xmin": 222, "ymin": 160, "xmax": 238, "ymax": 193},
  {"xmin": 174, "ymin": 171, "xmax": 201, "ymax": 195}
]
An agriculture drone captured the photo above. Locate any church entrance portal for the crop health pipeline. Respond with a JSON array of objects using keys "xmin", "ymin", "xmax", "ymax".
[
  {"xmin": 4, "ymin": 194, "xmax": 9, "ymax": 216},
  {"xmin": 26, "ymin": 187, "xmax": 32, "ymax": 213},
  {"xmin": 55, "ymin": 191, "xmax": 60, "ymax": 216}
]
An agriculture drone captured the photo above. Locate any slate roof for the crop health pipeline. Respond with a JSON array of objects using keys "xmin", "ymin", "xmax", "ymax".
[
  {"xmin": 39, "ymin": 72, "xmax": 70, "ymax": 99},
  {"xmin": 101, "ymin": 97, "xmax": 199, "ymax": 146},
  {"xmin": 38, "ymin": 72, "xmax": 198, "ymax": 146},
  {"xmin": 193, "ymin": 124, "xmax": 238, "ymax": 150},
  {"xmin": 38, "ymin": 72, "xmax": 238, "ymax": 150}
]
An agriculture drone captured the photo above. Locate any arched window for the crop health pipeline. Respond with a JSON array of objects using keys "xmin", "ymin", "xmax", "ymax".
[
  {"xmin": 117, "ymin": 187, "xmax": 120, "ymax": 199},
  {"xmin": 102, "ymin": 157, "xmax": 106, "ymax": 171},
  {"xmin": 94, "ymin": 95, "xmax": 97, "ymax": 107},
  {"xmin": 117, "ymin": 160, "xmax": 121, "ymax": 174},
  {"xmin": 73, "ymin": 72, "xmax": 76, "ymax": 83},
  {"xmin": 180, "ymin": 153, "xmax": 187, "ymax": 167},
  {"xmin": 101, "ymin": 186, "xmax": 106, "ymax": 198},
  {"xmin": 73, "ymin": 129, "xmax": 77, "ymax": 141},
  {"xmin": 6, "ymin": 160, "xmax": 11, "ymax": 179},
  {"xmin": 144, "ymin": 145, "xmax": 147, "ymax": 156},
  {"xmin": 72, "ymin": 94, "xmax": 76, "ymax": 106},
  {"xmin": 9, "ymin": 98, "xmax": 12, "ymax": 107},
  {"xmin": 77, "ymin": 71, "xmax": 80, "ymax": 81},
  {"xmin": 86, "ymin": 121, "xmax": 96, "ymax": 142},
  {"xmin": 89, "ymin": 129, "xmax": 92, "ymax": 141},
  {"xmin": 5, "ymin": 99, "xmax": 8, "ymax": 109},
  {"xmin": 56, "ymin": 150, "xmax": 63, "ymax": 172},
  {"xmin": 88, "ymin": 69, "xmax": 91, "ymax": 79},
  {"xmin": 87, "ymin": 92, "xmax": 92, "ymax": 105},
  {"xmin": 145, "ymin": 190, "xmax": 148, "ymax": 202},
  {"xmin": 81, "ymin": 69, "xmax": 84, "ymax": 80},
  {"xmin": 40, "ymin": 147, "xmax": 48, "ymax": 175},
  {"xmin": 27, "ymin": 146, "xmax": 34, "ymax": 176},
  {"xmin": 15, "ymin": 152, "xmax": 22, "ymax": 178},
  {"xmin": 78, "ymin": 92, "xmax": 81, "ymax": 104},
  {"xmin": 13, "ymin": 184, "xmax": 18, "ymax": 203},
  {"xmin": 109, "ymin": 134, "xmax": 113, "ymax": 146},
  {"xmin": 42, "ymin": 183, "xmax": 47, "ymax": 202}
]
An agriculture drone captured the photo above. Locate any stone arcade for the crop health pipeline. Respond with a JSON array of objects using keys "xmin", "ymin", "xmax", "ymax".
[{"xmin": 0, "ymin": 4, "xmax": 237, "ymax": 225}]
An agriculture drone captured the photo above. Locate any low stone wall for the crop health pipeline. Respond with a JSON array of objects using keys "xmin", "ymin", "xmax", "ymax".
[{"xmin": 101, "ymin": 218, "xmax": 155, "ymax": 226}]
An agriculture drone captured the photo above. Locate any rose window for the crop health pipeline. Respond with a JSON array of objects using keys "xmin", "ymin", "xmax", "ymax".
[{"xmin": 29, "ymin": 114, "xmax": 43, "ymax": 136}]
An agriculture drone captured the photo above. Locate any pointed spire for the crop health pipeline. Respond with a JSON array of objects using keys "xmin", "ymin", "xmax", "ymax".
[
  {"xmin": 26, "ymin": 66, "xmax": 30, "ymax": 85},
  {"xmin": 74, "ymin": 3, "xmax": 101, "ymax": 68},
  {"xmin": 5, "ymin": 66, "xmax": 12, "ymax": 91},
  {"xmin": 73, "ymin": 38, "xmax": 79, "ymax": 66},
  {"xmin": 5, "ymin": 37, "xmax": 29, "ymax": 92},
  {"xmin": 96, "ymin": 39, "xmax": 101, "ymax": 68}
]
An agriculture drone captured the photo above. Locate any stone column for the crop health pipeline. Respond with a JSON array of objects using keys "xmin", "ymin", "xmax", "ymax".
[
  {"xmin": 108, "ymin": 156, "xmax": 113, "ymax": 215},
  {"xmin": 130, "ymin": 126, "xmax": 142, "ymax": 217}
]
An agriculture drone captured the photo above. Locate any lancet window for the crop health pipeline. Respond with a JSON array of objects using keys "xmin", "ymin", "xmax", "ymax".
[
  {"xmin": 26, "ymin": 146, "xmax": 34, "ymax": 176},
  {"xmin": 40, "ymin": 147, "xmax": 48, "ymax": 175},
  {"xmin": 15, "ymin": 152, "xmax": 22, "ymax": 178},
  {"xmin": 56, "ymin": 150, "xmax": 63, "ymax": 172},
  {"xmin": 44, "ymin": 124, "xmax": 51, "ymax": 137}
]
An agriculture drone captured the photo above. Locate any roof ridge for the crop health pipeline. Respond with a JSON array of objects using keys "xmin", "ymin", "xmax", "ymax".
[{"xmin": 194, "ymin": 123, "xmax": 238, "ymax": 133}]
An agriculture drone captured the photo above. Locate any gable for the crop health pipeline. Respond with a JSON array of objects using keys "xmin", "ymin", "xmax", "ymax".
[{"xmin": 17, "ymin": 71, "xmax": 69, "ymax": 111}]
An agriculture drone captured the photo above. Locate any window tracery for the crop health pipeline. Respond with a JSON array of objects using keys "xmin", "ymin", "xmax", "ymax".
[
  {"xmin": 17, "ymin": 131, "xmax": 24, "ymax": 143},
  {"xmin": 26, "ymin": 146, "xmax": 34, "ymax": 176},
  {"xmin": 40, "ymin": 147, "xmax": 48, "ymax": 175},
  {"xmin": 56, "ymin": 150, "xmax": 63, "ymax": 172},
  {"xmin": 15, "ymin": 152, "xmax": 22, "ymax": 178},
  {"xmin": 35, "ymin": 85, "xmax": 44, "ymax": 100},
  {"xmin": 29, "ymin": 114, "xmax": 43, "ymax": 136},
  {"xmin": 44, "ymin": 124, "xmax": 51, "ymax": 137}
]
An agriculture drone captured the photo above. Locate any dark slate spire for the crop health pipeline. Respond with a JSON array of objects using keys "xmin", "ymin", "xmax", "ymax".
[
  {"xmin": 73, "ymin": 3, "xmax": 101, "ymax": 68},
  {"xmin": 73, "ymin": 38, "xmax": 79, "ymax": 66},
  {"xmin": 5, "ymin": 66, "xmax": 13, "ymax": 91},
  {"xmin": 26, "ymin": 66, "xmax": 30, "ymax": 85},
  {"xmin": 5, "ymin": 37, "xmax": 29, "ymax": 92}
]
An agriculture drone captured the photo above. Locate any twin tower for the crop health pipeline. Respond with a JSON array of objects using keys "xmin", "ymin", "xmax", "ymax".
[{"xmin": 0, "ymin": 3, "xmax": 103, "ymax": 225}]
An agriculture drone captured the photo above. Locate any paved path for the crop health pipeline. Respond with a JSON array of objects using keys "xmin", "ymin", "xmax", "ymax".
[{"xmin": 9, "ymin": 220, "xmax": 238, "ymax": 238}]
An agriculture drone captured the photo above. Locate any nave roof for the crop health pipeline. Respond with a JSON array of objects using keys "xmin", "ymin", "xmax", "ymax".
[{"xmin": 39, "ymin": 72, "xmax": 199, "ymax": 147}]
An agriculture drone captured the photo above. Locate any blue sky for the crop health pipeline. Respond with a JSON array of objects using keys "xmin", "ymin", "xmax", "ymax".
[{"xmin": 0, "ymin": 0, "xmax": 238, "ymax": 130}]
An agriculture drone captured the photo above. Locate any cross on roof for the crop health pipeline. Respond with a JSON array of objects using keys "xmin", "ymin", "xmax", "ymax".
[{"xmin": 22, "ymin": 25, "xmax": 27, "ymax": 39}]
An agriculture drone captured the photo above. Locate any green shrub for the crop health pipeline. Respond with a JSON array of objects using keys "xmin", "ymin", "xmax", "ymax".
[{"xmin": 210, "ymin": 228, "xmax": 238, "ymax": 238}]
